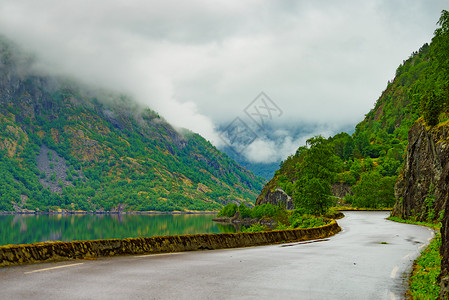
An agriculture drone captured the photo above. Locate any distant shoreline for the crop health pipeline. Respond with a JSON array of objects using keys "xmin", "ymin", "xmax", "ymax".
[{"xmin": 0, "ymin": 211, "xmax": 218, "ymax": 216}]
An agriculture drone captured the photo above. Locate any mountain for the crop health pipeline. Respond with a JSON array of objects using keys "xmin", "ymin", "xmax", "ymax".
[
  {"xmin": 255, "ymin": 44, "xmax": 429, "ymax": 209},
  {"xmin": 387, "ymin": 10, "xmax": 448, "ymax": 299},
  {"xmin": 256, "ymin": 14, "xmax": 443, "ymax": 211},
  {"xmin": 255, "ymin": 10, "xmax": 449, "ymax": 298},
  {"xmin": 0, "ymin": 37, "xmax": 265, "ymax": 213}
]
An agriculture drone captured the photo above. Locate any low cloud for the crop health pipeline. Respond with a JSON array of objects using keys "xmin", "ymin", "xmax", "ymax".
[
  {"xmin": 0, "ymin": 0, "xmax": 446, "ymax": 160},
  {"xmin": 238, "ymin": 124, "xmax": 336, "ymax": 164}
]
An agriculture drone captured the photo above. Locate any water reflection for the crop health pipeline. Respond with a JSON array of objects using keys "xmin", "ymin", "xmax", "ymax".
[{"xmin": 0, "ymin": 214, "xmax": 235, "ymax": 245}]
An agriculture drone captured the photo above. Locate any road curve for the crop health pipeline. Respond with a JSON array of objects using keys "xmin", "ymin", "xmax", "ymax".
[{"xmin": 0, "ymin": 211, "xmax": 434, "ymax": 300}]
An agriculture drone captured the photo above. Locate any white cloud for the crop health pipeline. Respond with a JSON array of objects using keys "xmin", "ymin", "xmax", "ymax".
[
  {"xmin": 241, "ymin": 124, "xmax": 336, "ymax": 164},
  {"xmin": 0, "ymin": 0, "xmax": 446, "ymax": 161}
]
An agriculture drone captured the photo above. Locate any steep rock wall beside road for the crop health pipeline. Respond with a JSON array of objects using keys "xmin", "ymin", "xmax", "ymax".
[
  {"xmin": 390, "ymin": 119, "xmax": 449, "ymax": 298},
  {"xmin": 392, "ymin": 120, "xmax": 449, "ymax": 221}
]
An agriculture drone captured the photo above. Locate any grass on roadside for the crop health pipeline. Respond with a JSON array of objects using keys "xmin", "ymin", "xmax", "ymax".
[
  {"xmin": 387, "ymin": 216, "xmax": 441, "ymax": 299},
  {"xmin": 387, "ymin": 216, "xmax": 441, "ymax": 229},
  {"xmin": 408, "ymin": 233, "xmax": 441, "ymax": 299},
  {"xmin": 334, "ymin": 206, "xmax": 392, "ymax": 211}
]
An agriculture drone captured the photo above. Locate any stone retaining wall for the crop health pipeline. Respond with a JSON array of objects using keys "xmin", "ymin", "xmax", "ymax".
[{"xmin": 0, "ymin": 220, "xmax": 341, "ymax": 267}]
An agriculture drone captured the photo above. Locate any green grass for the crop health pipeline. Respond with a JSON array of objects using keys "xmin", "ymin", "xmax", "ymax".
[
  {"xmin": 289, "ymin": 214, "xmax": 327, "ymax": 229},
  {"xmin": 408, "ymin": 233, "xmax": 441, "ymax": 299},
  {"xmin": 387, "ymin": 216, "xmax": 441, "ymax": 229},
  {"xmin": 388, "ymin": 216, "xmax": 441, "ymax": 299},
  {"xmin": 241, "ymin": 223, "xmax": 270, "ymax": 233}
]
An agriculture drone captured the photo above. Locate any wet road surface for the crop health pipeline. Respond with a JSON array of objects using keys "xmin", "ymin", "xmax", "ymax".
[{"xmin": 0, "ymin": 211, "xmax": 434, "ymax": 299}]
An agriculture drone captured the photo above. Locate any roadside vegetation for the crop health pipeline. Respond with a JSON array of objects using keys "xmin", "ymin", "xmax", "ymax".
[
  {"xmin": 215, "ymin": 135, "xmax": 343, "ymax": 233},
  {"xmin": 409, "ymin": 233, "xmax": 441, "ymax": 299},
  {"xmin": 388, "ymin": 216, "xmax": 441, "ymax": 299},
  {"xmin": 216, "ymin": 202, "xmax": 331, "ymax": 232}
]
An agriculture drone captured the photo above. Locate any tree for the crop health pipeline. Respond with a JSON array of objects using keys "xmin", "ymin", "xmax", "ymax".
[
  {"xmin": 432, "ymin": 10, "xmax": 449, "ymax": 76},
  {"xmin": 354, "ymin": 131, "xmax": 370, "ymax": 157},
  {"xmin": 293, "ymin": 136, "xmax": 337, "ymax": 215},
  {"xmin": 217, "ymin": 203, "xmax": 238, "ymax": 217},
  {"xmin": 238, "ymin": 203, "xmax": 252, "ymax": 219},
  {"xmin": 332, "ymin": 132, "xmax": 353, "ymax": 160},
  {"xmin": 379, "ymin": 157, "xmax": 401, "ymax": 177},
  {"xmin": 425, "ymin": 9, "xmax": 449, "ymax": 123},
  {"xmin": 423, "ymin": 90, "xmax": 441, "ymax": 126},
  {"xmin": 351, "ymin": 171, "xmax": 396, "ymax": 208}
]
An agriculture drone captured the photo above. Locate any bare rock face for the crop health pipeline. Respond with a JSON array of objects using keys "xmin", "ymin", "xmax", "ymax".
[
  {"xmin": 255, "ymin": 187, "xmax": 294, "ymax": 210},
  {"xmin": 390, "ymin": 120, "xmax": 449, "ymax": 298},
  {"xmin": 331, "ymin": 183, "xmax": 352, "ymax": 198},
  {"xmin": 36, "ymin": 144, "xmax": 82, "ymax": 194},
  {"xmin": 256, "ymin": 182, "xmax": 352, "ymax": 210},
  {"xmin": 391, "ymin": 120, "xmax": 449, "ymax": 221}
]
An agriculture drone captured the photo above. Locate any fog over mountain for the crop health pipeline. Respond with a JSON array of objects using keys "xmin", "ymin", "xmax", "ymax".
[{"xmin": 0, "ymin": 0, "xmax": 446, "ymax": 166}]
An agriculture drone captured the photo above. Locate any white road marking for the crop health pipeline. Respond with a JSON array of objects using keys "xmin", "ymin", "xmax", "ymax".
[
  {"xmin": 390, "ymin": 291, "xmax": 396, "ymax": 300},
  {"xmin": 24, "ymin": 263, "xmax": 84, "ymax": 274},
  {"xmin": 280, "ymin": 238, "xmax": 330, "ymax": 247},
  {"xmin": 402, "ymin": 253, "xmax": 411, "ymax": 260},
  {"xmin": 135, "ymin": 253, "xmax": 180, "ymax": 258},
  {"xmin": 390, "ymin": 266, "xmax": 399, "ymax": 279}
]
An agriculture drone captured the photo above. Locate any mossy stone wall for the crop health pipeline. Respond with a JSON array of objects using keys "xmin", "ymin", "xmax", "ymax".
[{"xmin": 0, "ymin": 220, "xmax": 341, "ymax": 267}]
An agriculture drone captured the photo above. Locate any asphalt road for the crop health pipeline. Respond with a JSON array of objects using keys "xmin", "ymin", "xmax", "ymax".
[{"xmin": 0, "ymin": 211, "xmax": 434, "ymax": 300}]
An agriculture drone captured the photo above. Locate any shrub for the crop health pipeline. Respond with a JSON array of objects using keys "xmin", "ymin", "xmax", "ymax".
[
  {"xmin": 217, "ymin": 203, "xmax": 238, "ymax": 217},
  {"xmin": 238, "ymin": 203, "xmax": 252, "ymax": 219},
  {"xmin": 289, "ymin": 214, "xmax": 327, "ymax": 229},
  {"xmin": 241, "ymin": 223, "xmax": 269, "ymax": 233},
  {"xmin": 274, "ymin": 223, "xmax": 289, "ymax": 230},
  {"xmin": 252, "ymin": 204, "xmax": 278, "ymax": 219}
]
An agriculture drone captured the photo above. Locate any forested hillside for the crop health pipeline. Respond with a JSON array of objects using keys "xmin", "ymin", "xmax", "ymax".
[
  {"xmin": 0, "ymin": 38, "xmax": 265, "ymax": 213},
  {"xmin": 257, "ymin": 10, "xmax": 449, "ymax": 211}
]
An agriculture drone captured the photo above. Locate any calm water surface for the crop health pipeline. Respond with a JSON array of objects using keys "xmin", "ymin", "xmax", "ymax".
[{"xmin": 0, "ymin": 214, "xmax": 235, "ymax": 245}]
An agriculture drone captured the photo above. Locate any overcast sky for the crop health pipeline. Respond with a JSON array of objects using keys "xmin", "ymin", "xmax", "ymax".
[{"xmin": 0, "ymin": 0, "xmax": 447, "ymax": 163}]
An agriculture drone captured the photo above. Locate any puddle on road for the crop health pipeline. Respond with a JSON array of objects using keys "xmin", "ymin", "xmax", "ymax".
[{"xmin": 405, "ymin": 237, "xmax": 422, "ymax": 244}]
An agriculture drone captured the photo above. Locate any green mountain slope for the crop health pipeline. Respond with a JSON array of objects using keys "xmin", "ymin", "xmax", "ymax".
[
  {"xmin": 257, "ymin": 10, "xmax": 448, "ymax": 210},
  {"xmin": 0, "ymin": 38, "xmax": 265, "ymax": 212},
  {"xmin": 256, "ymin": 47, "xmax": 429, "ymax": 208}
]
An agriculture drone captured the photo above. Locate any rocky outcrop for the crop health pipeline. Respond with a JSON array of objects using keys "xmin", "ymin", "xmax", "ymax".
[
  {"xmin": 36, "ymin": 144, "xmax": 82, "ymax": 193},
  {"xmin": 256, "ymin": 183, "xmax": 351, "ymax": 210},
  {"xmin": 391, "ymin": 120, "xmax": 449, "ymax": 221},
  {"xmin": 255, "ymin": 188, "xmax": 294, "ymax": 210},
  {"xmin": 331, "ymin": 183, "xmax": 352, "ymax": 198},
  {"xmin": 390, "ymin": 119, "xmax": 449, "ymax": 298}
]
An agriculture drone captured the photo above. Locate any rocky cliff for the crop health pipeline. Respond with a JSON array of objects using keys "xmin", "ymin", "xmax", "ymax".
[
  {"xmin": 390, "ymin": 118, "xmax": 449, "ymax": 298},
  {"xmin": 392, "ymin": 119, "xmax": 449, "ymax": 221},
  {"xmin": 255, "ymin": 187, "xmax": 294, "ymax": 210}
]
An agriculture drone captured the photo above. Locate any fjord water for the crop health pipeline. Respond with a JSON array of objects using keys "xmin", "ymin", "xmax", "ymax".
[{"xmin": 0, "ymin": 214, "xmax": 235, "ymax": 245}]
